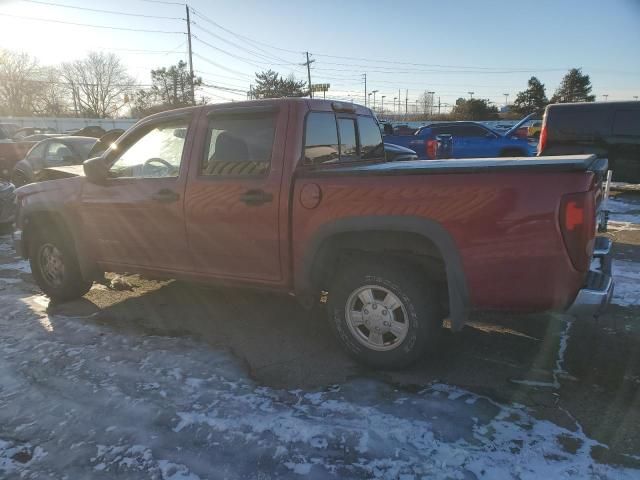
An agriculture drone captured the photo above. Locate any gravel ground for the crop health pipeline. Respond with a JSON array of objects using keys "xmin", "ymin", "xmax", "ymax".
[{"xmin": 0, "ymin": 192, "xmax": 639, "ymax": 478}]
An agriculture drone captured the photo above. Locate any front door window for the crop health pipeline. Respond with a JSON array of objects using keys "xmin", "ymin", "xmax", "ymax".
[{"xmin": 109, "ymin": 121, "xmax": 188, "ymax": 179}]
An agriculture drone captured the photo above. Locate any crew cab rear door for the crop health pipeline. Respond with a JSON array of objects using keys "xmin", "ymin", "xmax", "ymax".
[
  {"xmin": 183, "ymin": 104, "xmax": 287, "ymax": 283},
  {"xmin": 79, "ymin": 113, "xmax": 193, "ymax": 271}
]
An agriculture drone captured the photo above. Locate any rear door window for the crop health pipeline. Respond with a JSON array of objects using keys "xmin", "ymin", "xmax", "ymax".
[
  {"xmin": 358, "ymin": 116, "xmax": 384, "ymax": 160},
  {"xmin": 202, "ymin": 114, "xmax": 275, "ymax": 177},
  {"xmin": 337, "ymin": 117, "xmax": 358, "ymax": 161},
  {"xmin": 304, "ymin": 112, "xmax": 339, "ymax": 164}
]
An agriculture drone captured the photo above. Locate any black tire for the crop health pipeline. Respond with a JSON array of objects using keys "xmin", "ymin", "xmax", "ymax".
[
  {"xmin": 28, "ymin": 224, "xmax": 92, "ymax": 302},
  {"xmin": 327, "ymin": 261, "xmax": 442, "ymax": 369},
  {"xmin": 12, "ymin": 170, "xmax": 30, "ymax": 188}
]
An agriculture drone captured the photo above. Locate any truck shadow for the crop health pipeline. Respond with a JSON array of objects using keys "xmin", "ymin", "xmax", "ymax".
[
  {"xmin": 48, "ymin": 278, "xmax": 571, "ymax": 394},
  {"xmin": 45, "ymin": 277, "xmax": 640, "ymax": 457}
]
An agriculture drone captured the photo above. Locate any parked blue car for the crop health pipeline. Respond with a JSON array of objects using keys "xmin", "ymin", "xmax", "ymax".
[{"xmin": 383, "ymin": 114, "xmax": 537, "ymax": 159}]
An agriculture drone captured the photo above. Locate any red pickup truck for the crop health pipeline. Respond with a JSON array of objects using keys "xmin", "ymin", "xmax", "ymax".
[{"xmin": 13, "ymin": 99, "xmax": 613, "ymax": 367}]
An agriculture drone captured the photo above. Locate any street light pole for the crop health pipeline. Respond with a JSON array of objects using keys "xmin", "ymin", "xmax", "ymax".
[
  {"xmin": 393, "ymin": 97, "xmax": 397, "ymax": 115},
  {"xmin": 503, "ymin": 93, "xmax": 509, "ymax": 106},
  {"xmin": 428, "ymin": 91, "xmax": 435, "ymax": 117},
  {"xmin": 468, "ymin": 91, "xmax": 474, "ymax": 99},
  {"xmin": 381, "ymin": 95, "xmax": 385, "ymax": 114},
  {"xmin": 372, "ymin": 90, "xmax": 379, "ymax": 110},
  {"xmin": 602, "ymin": 94, "xmax": 609, "ymax": 101}
]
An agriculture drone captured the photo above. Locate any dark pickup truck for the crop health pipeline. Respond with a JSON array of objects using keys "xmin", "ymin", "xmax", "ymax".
[
  {"xmin": 538, "ymin": 101, "xmax": 640, "ymax": 182},
  {"xmin": 13, "ymin": 98, "xmax": 613, "ymax": 367}
]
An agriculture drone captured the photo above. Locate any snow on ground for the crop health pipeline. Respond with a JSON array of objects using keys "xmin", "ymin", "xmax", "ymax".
[
  {"xmin": 608, "ymin": 197, "xmax": 640, "ymax": 228},
  {"xmin": 0, "ymin": 290, "xmax": 636, "ymax": 479},
  {"xmin": 613, "ymin": 260, "xmax": 640, "ymax": 307}
]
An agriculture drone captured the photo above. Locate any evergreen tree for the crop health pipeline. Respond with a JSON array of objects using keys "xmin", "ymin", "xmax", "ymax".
[
  {"xmin": 253, "ymin": 70, "xmax": 306, "ymax": 98},
  {"xmin": 451, "ymin": 98, "xmax": 499, "ymax": 120},
  {"xmin": 551, "ymin": 68, "xmax": 595, "ymax": 103},
  {"xmin": 511, "ymin": 76, "xmax": 548, "ymax": 115}
]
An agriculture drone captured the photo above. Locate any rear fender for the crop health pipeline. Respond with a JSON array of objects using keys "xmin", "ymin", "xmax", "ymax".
[{"xmin": 296, "ymin": 216, "xmax": 470, "ymax": 330}]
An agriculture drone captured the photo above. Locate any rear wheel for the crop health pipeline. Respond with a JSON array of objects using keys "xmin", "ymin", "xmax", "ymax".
[
  {"xmin": 28, "ymin": 224, "xmax": 92, "ymax": 302},
  {"xmin": 327, "ymin": 261, "xmax": 443, "ymax": 368}
]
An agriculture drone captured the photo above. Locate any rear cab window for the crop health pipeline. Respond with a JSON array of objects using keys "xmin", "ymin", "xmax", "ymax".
[{"xmin": 303, "ymin": 111, "xmax": 384, "ymax": 166}]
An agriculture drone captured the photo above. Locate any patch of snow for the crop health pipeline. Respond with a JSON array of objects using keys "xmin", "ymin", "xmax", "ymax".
[
  {"xmin": 613, "ymin": 261, "xmax": 640, "ymax": 306},
  {"xmin": 0, "ymin": 259, "xmax": 30, "ymax": 273},
  {"xmin": 0, "ymin": 291, "xmax": 636, "ymax": 479}
]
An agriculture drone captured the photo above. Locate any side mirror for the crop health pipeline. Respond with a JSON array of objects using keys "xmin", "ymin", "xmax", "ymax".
[{"xmin": 83, "ymin": 156, "xmax": 109, "ymax": 185}]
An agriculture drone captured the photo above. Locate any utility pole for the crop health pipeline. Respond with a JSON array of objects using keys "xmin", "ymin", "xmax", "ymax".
[
  {"xmin": 405, "ymin": 89, "xmax": 408, "ymax": 118},
  {"xmin": 363, "ymin": 73, "xmax": 367, "ymax": 107},
  {"xmin": 304, "ymin": 52, "xmax": 314, "ymax": 98},
  {"xmin": 438, "ymin": 96, "xmax": 441, "ymax": 115},
  {"xmin": 185, "ymin": 5, "xmax": 195, "ymax": 105},
  {"xmin": 393, "ymin": 97, "xmax": 397, "ymax": 115}
]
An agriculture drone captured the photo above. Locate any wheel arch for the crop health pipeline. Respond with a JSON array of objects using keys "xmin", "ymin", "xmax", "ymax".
[
  {"xmin": 295, "ymin": 216, "xmax": 470, "ymax": 330},
  {"xmin": 21, "ymin": 206, "xmax": 98, "ymax": 281}
]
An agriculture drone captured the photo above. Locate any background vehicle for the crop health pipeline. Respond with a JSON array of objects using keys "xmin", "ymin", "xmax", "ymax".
[
  {"xmin": 0, "ymin": 179, "xmax": 16, "ymax": 230},
  {"xmin": 0, "ymin": 123, "xmax": 20, "ymax": 138},
  {"xmin": 383, "ymin": 116, "xmax": 536, "ymax": 159},
  {"xmin": 528, "ymin": 120, "xmax": 542, "ymax": 139},
  {"xmin": 14, "ymin": 99, "xmax": 612, "ymax": 368},
  {"xmin": 538, "ymin": 101, "xmax": 640, "ymax": 183},
  {"xmin": 12, "ymin": 136, "xmax": 98, "ymax": 186},
  {"xmin": 13, "ymin": 127, "xmax": 57, "ymax": 140},
  {"xmin": 384, "ymin": 142, "xmax": 419, "ymax": 161}
]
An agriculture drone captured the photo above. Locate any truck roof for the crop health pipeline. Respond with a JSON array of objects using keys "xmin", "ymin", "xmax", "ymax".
[{"xmin": 141, "ymin": 98, "xmax": 373, "ymax": 123}]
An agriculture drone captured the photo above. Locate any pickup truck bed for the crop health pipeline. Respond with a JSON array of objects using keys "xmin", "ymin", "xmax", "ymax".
[{"xmin": 13, "ymin": 98, "xmax": 613, "ymax": 368}]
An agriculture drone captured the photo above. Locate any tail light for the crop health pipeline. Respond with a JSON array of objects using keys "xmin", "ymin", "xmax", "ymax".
[
  {"xmin": 559, "ymin": 192, "xmax": 596, "ymax": 271},
  {"xmin": 426, "ymin": 139, "xmax": 437, "ymax": 159},
  {"xmin": 537, "ymin": 120, "xmax": 548, "ymax": 155}
]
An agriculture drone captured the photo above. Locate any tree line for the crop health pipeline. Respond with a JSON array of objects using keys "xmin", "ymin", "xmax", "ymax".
[
  {"xmin": 446, "ymin": 68, "xmax": 595, "ymax": 121},
  {"xmin": 0, "ymin": 47, "xmax": 596, "ymax": 120}
]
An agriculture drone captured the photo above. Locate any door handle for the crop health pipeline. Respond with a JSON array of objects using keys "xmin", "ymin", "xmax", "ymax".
[
  {"xmin": 239, "ymin": 189, "xmax": 273, "ymax": 206},
  {"xmin": 151, "ymin": 188, "xmax": 180, "ymax": 203}
]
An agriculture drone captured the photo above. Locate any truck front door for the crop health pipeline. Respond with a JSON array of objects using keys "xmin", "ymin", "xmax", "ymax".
[
  {"xmin": 183, "ymin": 105, "xmax": 286, "ymax": 283},
  {"xmin": 79, "ymin": 115, "xmax": 193, "ymax": 271}
]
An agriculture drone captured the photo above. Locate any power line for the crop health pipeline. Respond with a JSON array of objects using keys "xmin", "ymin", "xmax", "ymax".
[
  {"xmin": 192, "ymin": 52, "xmax": 254, "ymax": 78},
  {"xmin": 136, "ymin": 0, "xmax": 183, "ymax": 5},
  {"xmin": 0, "ymin": 12, "xmax": 185, "ymax": 34},
  {"xmin": 189, "ymin": 8, "xmax": 302, "ymax": 55},
  {"xmin": 20, "ymin": 0, "xmax": 183, "ymax": 20},
  {"xmin": 191, "ymin": 22, "xmax": 303, "ymax": 68}
]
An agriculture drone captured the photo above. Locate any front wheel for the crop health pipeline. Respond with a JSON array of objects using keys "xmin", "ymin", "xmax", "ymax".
[
  {"xmin": 327, "ymin": 261, "xmax": 443, "ymax": 368},
  {"xmin": 28, "ymin": 225, "xmax": 93, "ymax": 302}
]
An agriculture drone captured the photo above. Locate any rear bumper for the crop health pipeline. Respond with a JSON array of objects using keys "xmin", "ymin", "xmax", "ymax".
[{"xmin": 566, "ymin": 237, "xmax": 614, "ymax": 317}]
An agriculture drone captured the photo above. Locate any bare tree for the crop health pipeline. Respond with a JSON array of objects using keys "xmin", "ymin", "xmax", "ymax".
[
  {"xmin": 61, "ymin": 52, "xmax": 135, "ymax": 118},
  {"xmin": 33, "ymin": 67, "xmax": 70, "ymax": 116},
  {"xmin": 0, "ymin": 49, "xmax": 43, "ymax": 116}
]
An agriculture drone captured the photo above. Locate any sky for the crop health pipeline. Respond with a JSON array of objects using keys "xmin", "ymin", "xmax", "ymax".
[{"xmin": 0, "ymin": 0, "xmax": 639, "ymax": 111}]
